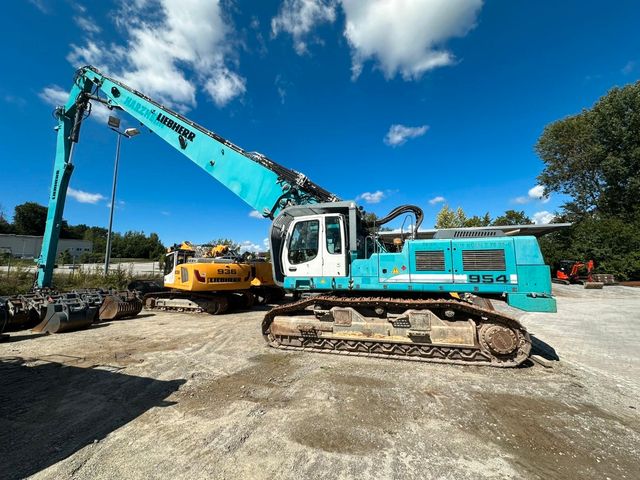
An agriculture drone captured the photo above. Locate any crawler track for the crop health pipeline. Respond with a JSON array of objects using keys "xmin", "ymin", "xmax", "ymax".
[
  {"xmin": 262, "ymin": 295, "xmax": 531, "ymax": 367},
  {"xmin": 143, "ymin": 291, "xmax": 256, "ymax": 315}
]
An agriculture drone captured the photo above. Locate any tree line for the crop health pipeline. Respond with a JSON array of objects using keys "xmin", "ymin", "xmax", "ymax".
[
  {"xmin": 433, "ymin": 207, "xmax": 532, "ymax": 229},
  {"xmin": 0, "ymin": 202, "xmax": 165, "ymax": 262},
  {"xmin": 535, "ymin": 80, "xmax": 640, "ymax": 280}
]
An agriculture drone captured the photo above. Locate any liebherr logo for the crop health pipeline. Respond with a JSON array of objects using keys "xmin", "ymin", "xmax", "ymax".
[
  {"xmin": 123, "ymin": 96, "xmax": 197, "ymax": 143},
  {"xmin": 156, "ymin": 113, "xmax": 196, "ymax": 142},
  {"xmin": 51, "ymin": 170, "xmax": 60, "ymax": 200}
]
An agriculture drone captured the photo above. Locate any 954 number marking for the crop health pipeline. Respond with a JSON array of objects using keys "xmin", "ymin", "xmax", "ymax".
[{"xmin": 468, "ymin": 274, "xmax": 508, "ymax": 284}]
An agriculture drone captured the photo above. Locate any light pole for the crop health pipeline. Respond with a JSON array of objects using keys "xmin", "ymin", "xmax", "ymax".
[{"xmin": 104, "ymin": 116, "xmax": 140, "ymax": 275}]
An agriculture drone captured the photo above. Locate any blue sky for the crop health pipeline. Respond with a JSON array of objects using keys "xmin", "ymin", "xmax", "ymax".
[{"xmin": 1, "ymin": 0, "xmax": 639, "ymax": 251}]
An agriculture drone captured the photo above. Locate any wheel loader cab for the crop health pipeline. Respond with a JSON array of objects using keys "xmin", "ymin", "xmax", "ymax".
[{"xmin": 282, "ymin": 213, "xmax": 347, "ymax": 278}]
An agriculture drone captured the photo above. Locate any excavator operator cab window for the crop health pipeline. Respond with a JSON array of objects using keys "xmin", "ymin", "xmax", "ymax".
[
  {"xmin": 288, "ymin": 219, "xmax": 319, "ymax": 264},
  {"xmin": 164, "ymin": 252, "xmax": 176, "ymax": 275},
  {"xmin": 325, "ymin": 217, "xmax": 342, "ymax": 254},
  {"xmin": 177, "ymin": 250, "xmax": 194, "ymax": 266}
]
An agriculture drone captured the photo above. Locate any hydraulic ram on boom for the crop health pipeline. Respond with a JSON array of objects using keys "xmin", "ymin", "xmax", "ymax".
[{"xmin": 37, "ymin": 65, "xmax": 560, "ymax": 367}]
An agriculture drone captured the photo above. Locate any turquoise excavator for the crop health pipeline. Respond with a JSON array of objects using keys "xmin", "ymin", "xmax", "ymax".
[{"xmin": 4, "ymin": 66, "xmax": 565, "ymax": 366}]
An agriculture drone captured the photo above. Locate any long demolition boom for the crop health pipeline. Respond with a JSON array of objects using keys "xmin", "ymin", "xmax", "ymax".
[{"xmin": 37, "ymin": 66, "xmax": 339, "ymax": 287}]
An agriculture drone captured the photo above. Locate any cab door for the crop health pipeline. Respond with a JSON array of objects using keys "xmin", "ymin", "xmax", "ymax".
[
  {"xmin": 322, "ymin": 215, "xmax": 347, "ymax": 277},
  {"xmin": 282, "ymin": 216, "xmax": 323, "ymax": 277},
  {"xmin": 163, "ymin": 251, "xmax": 177, "ymax": 286}
]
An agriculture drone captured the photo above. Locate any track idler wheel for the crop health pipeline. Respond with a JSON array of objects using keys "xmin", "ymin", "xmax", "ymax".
[{"xmin": 478, "ymin": 322, "xmax": 531, "ymax": 363}]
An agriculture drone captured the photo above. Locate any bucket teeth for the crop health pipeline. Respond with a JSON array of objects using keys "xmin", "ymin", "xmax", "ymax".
[{"xmin": 98, "ymin": 293, "xmax": 143, "ymax": 321}]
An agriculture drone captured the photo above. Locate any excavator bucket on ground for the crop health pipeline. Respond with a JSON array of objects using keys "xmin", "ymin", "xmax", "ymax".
[
  {"xmin": 2, "ymin": 289, "xmax": 143, "ymax": 335},
  {"xmin": 99, "ymin": 292, "xmax": 143, "ymax": 321},
  {"xmin": 32, "ymin": 297, "xmax": 96, "ymax": 334}
]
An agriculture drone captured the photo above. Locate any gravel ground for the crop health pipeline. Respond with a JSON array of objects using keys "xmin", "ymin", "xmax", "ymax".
[{"xmin": 1, "ymin": 285, "xmax": 639, "ymax": 480}]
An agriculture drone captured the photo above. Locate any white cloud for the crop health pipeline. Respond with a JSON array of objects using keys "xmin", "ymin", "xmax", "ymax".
[
  {"xmin": 38, "ymin": 85, "xmax": 69, "ymax": 107},
  {"xmin": 357, "ymin": 190, "xmax": 386, "ymax": 204},
  {"xmin": 74, "ymin": 16, "xmax": 101, "ymax": 35},
  {"xmin": 272, "ymin": 0, "xmax": 337, "ymax": 55},
  {"xmin": 275, "ymin": 75, "xmax": 290, "ymax": 104},
  {"xmin": 384, "ymin": 124, "xmax": 429, "ymax": 146},
  {"xmin": 514, "ymin": 184, "xmax": 549, "ymax": 204},
  {"xmin": 90, "ymin": 102, "xmax": 119, "ymax": 124},
  {"xmin": 532, "ymin": 211, "xmax": 555, "ymax": 225},
  {"xmin": 68, "ymin": 187, "xmax": 106, "ymax": 204},
  {"xmin": 622, "ymin": 60, "xmax": 636, "ymax": 75},
  {"xmin": 106, "ymin": 200, "xmax": 126, "ymax": 210},
  {"xmin": 249, "ymin": 210, "xmax": 264, "ymax": 219},
  {"xmin": 528, "ymin": 185, "xmax": 546, "ymax": 200},
  {"xmin": 28, "ymin": 0, "xmax": 49, "ymax": 14},
  {"xmin": 239, "ymin": 240, "xmax": 262, "ymax": 253},
  {"xmin": 263, "ymin": 237, "xmax": 270, "ymax": 248},
  {"xmin": 67, "ymin": 0, "xmax": 245, "ymax": 110},
  {"xmin": 341, "ymin": 0, "xmax": 483, "ymax": 80},
  {"xmin": 271, "ymin": 1, "xmax": 482, "ymax": 80},
  {"xmin": 429, "ymin": 196, "xmax": 446, "ymax": 205},
  {"xmin": 204, "ymin": 68, "xmax": 246, "ymax": 107}
]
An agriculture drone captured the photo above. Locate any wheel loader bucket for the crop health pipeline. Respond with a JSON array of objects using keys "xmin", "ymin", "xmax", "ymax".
[
  {"xmin": 98, "ymin": 294, "xmax": 143, "ymax": 321},
  {"xmin": 32, "ymin": 302, "xmax": 96, "ymax": 334}
]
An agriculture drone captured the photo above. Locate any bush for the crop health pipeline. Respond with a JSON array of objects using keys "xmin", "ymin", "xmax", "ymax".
[
  {"xmin": 540, "ymin": 214, "xmax": 640, "ymax": 280},
  {"xmin": 0, "ymin": 264, "xmax": 162, "ymax": 296}
]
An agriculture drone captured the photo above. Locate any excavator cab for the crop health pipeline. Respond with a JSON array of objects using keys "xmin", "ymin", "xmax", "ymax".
[
  {"xmin": 163, "ymin": 246, "xmax": 195, "ymax": 284},
  {"xmin": 279, "ymin": 211, "xmax": 349, "ymax": 281}
]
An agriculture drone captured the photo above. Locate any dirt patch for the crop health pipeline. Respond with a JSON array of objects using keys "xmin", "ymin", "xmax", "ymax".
[
  {"xmin": 460, "ymin": 392, "xmax": 640, "ymax": 480},
  {"xmin": 175, "ymin": 352, "xmax": 298, "ymax": 417},
  {"xmin": 288, "ymin": 369, "xmax": 406, "ymax": 454}
]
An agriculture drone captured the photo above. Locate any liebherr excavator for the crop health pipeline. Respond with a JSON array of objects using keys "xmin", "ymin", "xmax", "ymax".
[
  {"xmin": 148, "ymin": 241, "xmax": 284, "ymax": 313},
  {"xmin": 31, "ymin": 65, "xmax": 558, "ymax": 366}
]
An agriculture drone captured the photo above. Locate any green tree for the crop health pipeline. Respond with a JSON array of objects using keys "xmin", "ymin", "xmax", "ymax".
[
  {"xmin": 82, "ymin": 227, "xmax": 108, "ymax": 262},
  {"xmin": 492, "ymin": 210, "xmax": 532, "ymax": 226},
  {"xmin": 111, "ymin": 231, "xmax": 165, "ymax": 259},
  {"xmin": 536, "ymin": 81, "xmax": 640, "ymax": 219},
  {"xmin": 62, "ymin": 223, "xmax": 89, "ymax": 239},
  {"xmin": 0, "ymin": 204, "xmax": 13, "ymax": 234},
  {"xmin": 435, "ymin": 206, "xmax": 491, "ymax": 228},
  {"xmin": 147, "ymin": 233, "xmax": 166, "ymax": 260},
  {"xmin": 13, "ymin": 202, "xmax": 47, "ymax": 235},
  {"xmin": 58, "ymin": 250, "xmax": 73, "ymax": 265},
  {"xmin": 535, "ymin": 80, "xmax": 640, "ymax": 279},
  {"xmin": 435, "ymin": 205, "xmax": 458, "ymax": 228},
  {"xmin": 464, "ymin": 212, "xmax": 492, "ymax": 227},
  {"xmin": 539, "ymin": 216, "xmax": 640, "ymax": 280},
  {"xmin": 361, "ymin": 211, "xmax": 392, "ymax": 232}
]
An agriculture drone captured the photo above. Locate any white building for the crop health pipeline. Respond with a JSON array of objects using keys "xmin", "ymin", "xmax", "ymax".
[{"xmin": 0, "ymin": 234, "xmax": 92, "ymax": 260}]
